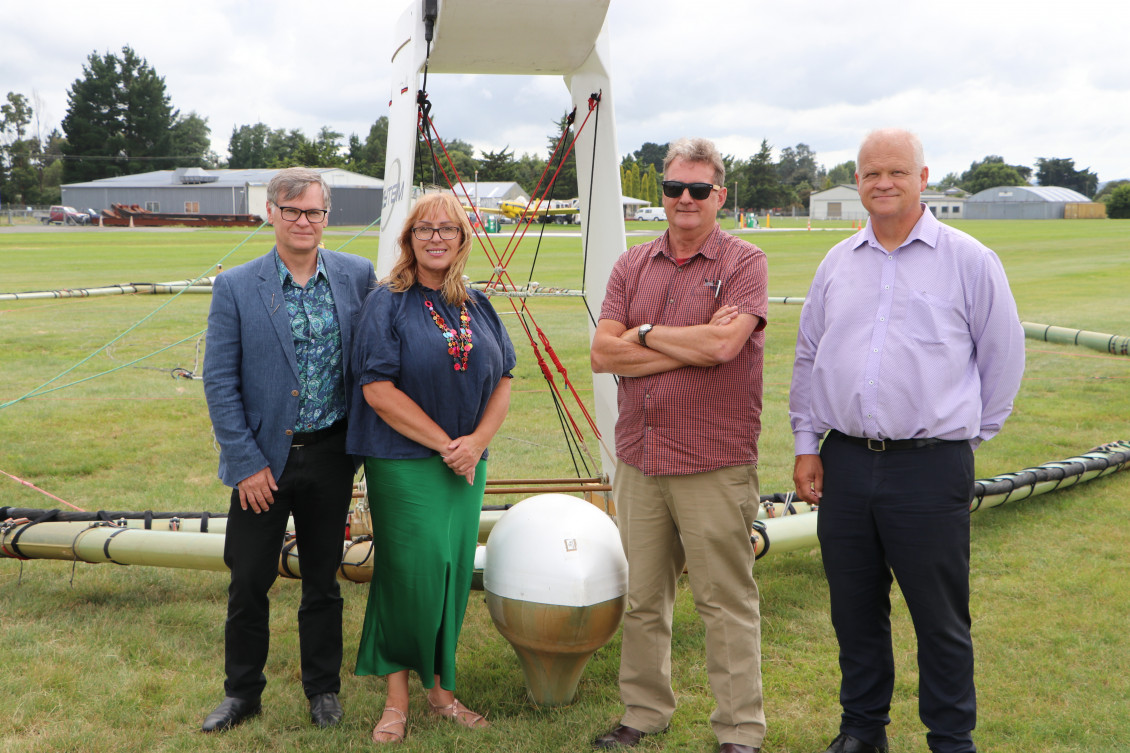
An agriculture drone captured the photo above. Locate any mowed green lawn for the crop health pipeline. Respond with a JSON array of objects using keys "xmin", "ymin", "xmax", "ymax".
[{"xmin": 1, "ymin": 218, "xmax": 1128, "ymax": 753}]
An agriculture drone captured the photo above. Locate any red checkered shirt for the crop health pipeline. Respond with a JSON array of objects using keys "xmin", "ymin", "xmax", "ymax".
[{"xmin": 600, "ymin": 225, "xmax": 768, "ymax": 476}]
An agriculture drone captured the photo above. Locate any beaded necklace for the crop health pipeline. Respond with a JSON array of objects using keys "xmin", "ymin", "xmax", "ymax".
[{"xmin": 424, "ymin": 295, "xmax": 473, "ymax": 371}]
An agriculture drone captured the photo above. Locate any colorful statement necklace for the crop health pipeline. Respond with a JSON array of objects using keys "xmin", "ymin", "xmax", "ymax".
[{"xmin": 424, "ymin": 296, "xmax": 473, "ymax": 371}]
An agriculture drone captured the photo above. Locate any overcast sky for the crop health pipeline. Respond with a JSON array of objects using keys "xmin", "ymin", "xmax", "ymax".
[{"xmin": 3, "ymin": 0, "xmax": 1128, "ymax": 184}]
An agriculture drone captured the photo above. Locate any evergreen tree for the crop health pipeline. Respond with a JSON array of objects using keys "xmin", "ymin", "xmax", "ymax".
[
  {"xmin": 642, "ymin": 163, "xmax": 659, "ymax": 207},
  {"xmin": 1035, "ymin": 157, "xmax": 1098, "ymax": 197},
  {"xmin": 169, "ymin": 112, "xmax": 215, "ymax": 168},
  {"xmin": 2, "ymin": 92, "xmax": 63, "ymax": 204},
  {"xmin": 1106, "ymin": 185, "xmax": 1130, "ymax": 219},
  {"xmin": 62, "ymin": 46, "xmax": 179, "ymax": 182},
  {"xmin": 959, "ymin": 156, "xmax": 1031, "ymax": 194},
  {"xmin": 228, "ymin": 123, "xmax": 273, "ymax": 169},
  {"xmin": 743, "ymin": 139, "xmax": 784, "ymax": 211},
  {"xmin": 826, "ymin": 160, "xmax": 856, "ymax": 186},
  {"xmin": 478, "ymin": 147, "xmax": 517, "ymax": 182},
  {"xmin": 633, "ymin": 141, "xmax": 668, "ymax": 172},
  {"xmin": 513, "ymin": 152, "xmax": 548, "ymax": 195},
  {"xmin": 545, "ymin": 113, "xmax": 578, "ymax": 198}
]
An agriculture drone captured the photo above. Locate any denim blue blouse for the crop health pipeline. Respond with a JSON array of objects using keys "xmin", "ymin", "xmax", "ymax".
[{"xmin": 346, "ymin": 284, "xmax": 516, "ymax": 459}]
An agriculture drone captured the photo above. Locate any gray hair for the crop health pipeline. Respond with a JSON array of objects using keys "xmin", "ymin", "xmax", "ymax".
[
  {"xmin": 663, "ymin": 137, "xmax": 725, "ymax": 185},
  {"xmin": 267, "ymin": 167, "xmax": 332, "ymax": 210},
  {"xmin": 857, "ymin": 128, "xmax": 925, "ymax": 172}
]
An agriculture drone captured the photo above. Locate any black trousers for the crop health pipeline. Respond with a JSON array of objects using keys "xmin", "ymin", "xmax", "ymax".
[
  {"xmin": 817, "ymin": 432, "xmax": 977, "ymax": 753},
  {"xmin": 222, "ymin": 429, "xmax": 354, "ymax": 702}
]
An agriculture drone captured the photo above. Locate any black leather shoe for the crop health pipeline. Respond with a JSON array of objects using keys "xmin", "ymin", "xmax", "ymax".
[
  {"xmin": 309, "ymin": 692, "xmax": 343, "ymax": 728},
  {"xmin": 593, "ymin": 724, "xmax": 655, "ymax": 749},
  {"xmin": 201, "ymin": 696, "xmax": 261, "ymax": 732},
  {"xmin": 822, "ymin": 732, "xmax": 888, "ymax": 753},
  {"xmin": 719, "ymin": 744, "xmax": 760, "ymax": 753}
]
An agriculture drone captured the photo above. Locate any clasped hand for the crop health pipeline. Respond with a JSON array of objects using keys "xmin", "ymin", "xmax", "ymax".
[{"xmin": 443, "ymin": 436, "xmax": 482, "ymax": 485}]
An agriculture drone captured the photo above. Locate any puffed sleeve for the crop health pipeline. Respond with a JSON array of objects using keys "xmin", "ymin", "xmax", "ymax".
[{"xmin": 353, "ymin": 286, "xmax": 401, "ymax": 387}]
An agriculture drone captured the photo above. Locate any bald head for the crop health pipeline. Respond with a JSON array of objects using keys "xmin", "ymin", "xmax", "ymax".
[{"xmin": 858, "ymin": 129, "xmax": 925, "ymax": 173}]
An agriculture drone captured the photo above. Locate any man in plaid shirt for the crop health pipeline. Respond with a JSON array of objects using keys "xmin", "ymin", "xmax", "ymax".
[{"xmin": 591, "ymin": 137, "xmax": 769, "ymax": 753}]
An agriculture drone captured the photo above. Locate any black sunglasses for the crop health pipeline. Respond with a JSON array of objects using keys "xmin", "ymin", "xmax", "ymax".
[{"xmin": 662, "ymin": 180, "xmax": 722, "ymax": 200}]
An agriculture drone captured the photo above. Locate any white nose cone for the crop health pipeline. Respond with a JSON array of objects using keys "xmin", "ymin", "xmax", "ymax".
[
  {"xmin": 483, "ymin": 494, "xmax": 629, "ymax": 706},
  {"xmin": 483, "ymin": 493, "xmax": 628, "ymax": 607}
]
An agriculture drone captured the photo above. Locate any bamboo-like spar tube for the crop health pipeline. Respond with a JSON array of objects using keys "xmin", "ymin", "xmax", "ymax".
[
  {"xmin": 0, "ymin": 278, "xmax": 216, "ymax": 302},
  {"xmin": 1021, "ymin": 321, "xmax": 1130, "ymax": 356}
]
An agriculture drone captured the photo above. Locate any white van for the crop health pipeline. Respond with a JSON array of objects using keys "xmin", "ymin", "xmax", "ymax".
[{"xmin": 634, "ymin": 207, "xmax": 667, "ymax": 221}]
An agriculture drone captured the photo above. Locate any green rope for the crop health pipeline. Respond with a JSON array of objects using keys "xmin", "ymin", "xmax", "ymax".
[
  {"xmin": 0, "ymin": 223, "xmax": 268, "ymax": 410},
  {"xmin": 16, "ymin": 329, "xmax": 208, "ymax": 399}
]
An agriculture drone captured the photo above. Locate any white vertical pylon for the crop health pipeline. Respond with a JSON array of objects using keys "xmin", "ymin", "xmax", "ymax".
[{"xmin": 379, "ymin": 0, "xmax": 626, "ymax": 483}]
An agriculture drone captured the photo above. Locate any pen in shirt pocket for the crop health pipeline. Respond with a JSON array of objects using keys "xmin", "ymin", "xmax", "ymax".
[{"xmin": 704, "ymin": 279, "xmax": 722, "ymax": 298}]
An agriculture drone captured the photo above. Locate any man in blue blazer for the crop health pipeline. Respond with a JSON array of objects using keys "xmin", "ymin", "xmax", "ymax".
[{"xmin": 202, "ymin": 167, "xmax": 377, "ymax": 732}]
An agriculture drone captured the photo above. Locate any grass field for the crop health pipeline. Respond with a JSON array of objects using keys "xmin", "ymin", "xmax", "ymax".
[{"xmin": 1, "ymin": 217, "xmax": 1129, "ymax": 753}]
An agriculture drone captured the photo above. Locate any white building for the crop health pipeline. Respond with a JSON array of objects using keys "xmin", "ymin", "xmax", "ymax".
[
  {"xmin": 808, "ymin": 184, "xmax": 865, "ymax": 221},
  {"xmin": 809, "ymin": 184, "xmax": 966, "ymax": 221}
]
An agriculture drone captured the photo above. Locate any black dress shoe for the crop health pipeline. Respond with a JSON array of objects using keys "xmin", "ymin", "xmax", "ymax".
[
  {"xmin": 719, "ymin": 744, "xmax": 760, "ymax": 753},
  {"xmin": 201, "ymin": 696, "xmax": 261, "ymax": 732},
  {"xmin": 822, "ymin": 732, "xmax": 888, "ymax": 753},
  {"xmin": 592, "ymin": 724, "xmax": 655, "ymax": 749},
  {"xmin": 309, "ymin": 692, "xmax": 343, "ymax": 727}
]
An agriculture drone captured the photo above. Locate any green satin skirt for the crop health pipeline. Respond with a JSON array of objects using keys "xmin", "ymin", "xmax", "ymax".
[{"xmin": 355, "ymin": 455, "xmax": 486, "ymax": 690}]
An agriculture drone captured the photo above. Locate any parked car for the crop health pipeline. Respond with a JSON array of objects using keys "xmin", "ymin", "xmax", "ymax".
[
  {"xmin": 42, "ymin": 206, "xmax": 91, "ymax": 225},
  {"xmin": 634, "ymin": 207, "xmax": 666, "ymax": 221}
]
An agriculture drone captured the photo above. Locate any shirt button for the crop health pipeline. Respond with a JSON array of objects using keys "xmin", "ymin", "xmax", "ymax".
[
  {"xmin": 867, "ymin": 413, "xmax": 872, "ymax": 418},
  {"xmin": 873, "ymin": 348, "xmax": 878, "ymax": 353},
  {"xmin": 285, "ymin": 429, "xmax": 294, "ymax": 436},
  {"xmin": 884, "ymin": 285, "xmax": 890, "ymax": 289},
  {"xmin": 868, "ymin": 380, "xmax": 874, "ymax": 385},
  {"xmin": 879, "ymin": 317, "xmax": 885, "ymax": 322},
  {"xmin": 291, "ymin": 390, "xmax": 299, "ymax": 397}
]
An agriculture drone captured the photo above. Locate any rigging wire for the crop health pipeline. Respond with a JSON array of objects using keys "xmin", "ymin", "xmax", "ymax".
[{"xmin": 414, "ymin": 85, "xmax": 612, "ymax": 471}]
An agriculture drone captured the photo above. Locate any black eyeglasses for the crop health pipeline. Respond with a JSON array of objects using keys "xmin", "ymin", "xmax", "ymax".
[
  {"xmin": 412, "ymin": 225, "xmax": 461, "ymax": 241},
  {"xmin": 276, "ymin": 205, "xmax": 328, "ymax": 223},
  {"xmin": 662, "ymin": 181, "xmax": 722, "ymax": 200}
]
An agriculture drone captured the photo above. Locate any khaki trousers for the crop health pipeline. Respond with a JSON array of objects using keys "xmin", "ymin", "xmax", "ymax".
[{"xmin": 614, "ymin": 460, "xmax": 766, "ymax": 747}]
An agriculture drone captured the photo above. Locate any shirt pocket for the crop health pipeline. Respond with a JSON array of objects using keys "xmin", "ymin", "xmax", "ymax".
[{"xmin": 906, "ymin": 289, "xmax": 966, "ymax": 345}]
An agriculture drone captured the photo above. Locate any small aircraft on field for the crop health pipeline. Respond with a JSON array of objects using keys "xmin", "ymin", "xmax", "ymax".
[{"xmin": 466, "ymin": 197, "xmax": 580, "ymax": 225}]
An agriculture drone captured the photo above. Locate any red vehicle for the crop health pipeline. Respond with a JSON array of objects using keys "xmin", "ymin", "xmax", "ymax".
[{"xmin": 43, "ymin": 205, "xmax": 91, "ymax": 225}]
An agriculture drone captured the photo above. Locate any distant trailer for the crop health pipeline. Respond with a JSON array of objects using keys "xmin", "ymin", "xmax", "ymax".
[{"xmin": 97, "ymin": 203, "xmax": 263, "ymax": 228}]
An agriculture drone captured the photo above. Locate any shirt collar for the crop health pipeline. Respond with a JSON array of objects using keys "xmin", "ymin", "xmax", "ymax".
[
  {"xmin": 651, "ymin": 224, "xmax": 723, "ymax": 262},
  {"xmin": 853, "ymin": 203, "xmax": 939, "ymax": 253},
  {"xmin": 274, "ymin": 247, "xmax": 326, "ymax": 286}
]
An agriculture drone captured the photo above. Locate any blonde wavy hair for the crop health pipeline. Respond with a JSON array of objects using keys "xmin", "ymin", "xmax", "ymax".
[{"xmin": 385, "ymin": 192, "xmax": 474, "ymax": 305}]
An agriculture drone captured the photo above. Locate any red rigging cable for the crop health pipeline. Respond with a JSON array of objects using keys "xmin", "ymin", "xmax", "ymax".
[
  {"xmin": 1, "ymin": 468, "xmax": 85, "ymax": 511},
  {"xmin": 414, "ymin": 90, "xmax": 605, "ymax": 466}
]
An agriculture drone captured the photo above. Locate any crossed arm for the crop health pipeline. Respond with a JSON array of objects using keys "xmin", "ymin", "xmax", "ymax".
[{"xmin": 591, "ymin": 305, "xmax": 758, "ymax": 377}]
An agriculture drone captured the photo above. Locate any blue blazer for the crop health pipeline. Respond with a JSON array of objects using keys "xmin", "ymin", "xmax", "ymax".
[{"xmin": 203, "ymin": 248, "xmax": 377, "ymax": 488}]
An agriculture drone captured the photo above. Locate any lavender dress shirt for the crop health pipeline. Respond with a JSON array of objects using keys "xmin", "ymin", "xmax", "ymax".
[{"xmin": 789, "ymin": 205, "xmax": 1025, "ymax": 456}]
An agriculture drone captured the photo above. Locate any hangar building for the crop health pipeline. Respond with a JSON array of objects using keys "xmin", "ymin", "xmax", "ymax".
[
  {"xmin": 61, "ymin": 167, "xmax": 384, "ymax": 226},
  {"xmin": 963, "ymin": 185, "xmax": 1097, "ymax": 220}
]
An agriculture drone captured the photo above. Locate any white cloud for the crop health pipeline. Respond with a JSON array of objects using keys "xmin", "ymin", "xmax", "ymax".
[{"xmin": 2, "ymin": 0, "xmax": 1128, "ymax": 182}]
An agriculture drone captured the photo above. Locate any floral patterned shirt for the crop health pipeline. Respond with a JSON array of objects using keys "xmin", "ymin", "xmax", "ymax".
[{"xmin": 275, "ymin": 251, "xmax": 345, "ymax": 432}]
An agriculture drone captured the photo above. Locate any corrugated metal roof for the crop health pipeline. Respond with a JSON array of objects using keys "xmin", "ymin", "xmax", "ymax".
[
  {"xmin": 967, "ymin": 185, "xmax": 1091, "ymax": 203},
  {"xmin": 63, "ymin": 168, "xmax": 383, "ymax": 189}
]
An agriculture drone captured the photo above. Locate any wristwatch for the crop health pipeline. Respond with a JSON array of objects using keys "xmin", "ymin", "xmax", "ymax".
[{"xmin": 638, "ymin": 323, "xmax": 654, "ymax": 347}]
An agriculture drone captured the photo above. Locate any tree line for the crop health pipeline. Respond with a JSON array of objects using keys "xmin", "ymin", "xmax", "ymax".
[{"xmin": 3, "ymin": 45, "xmax": 1129, "ymax": 218}]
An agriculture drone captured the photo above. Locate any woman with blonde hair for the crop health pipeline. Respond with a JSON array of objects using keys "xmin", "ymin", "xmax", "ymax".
[{"xmin": 347, "ymin": 191, "xmax": 515, "ymax": 744}]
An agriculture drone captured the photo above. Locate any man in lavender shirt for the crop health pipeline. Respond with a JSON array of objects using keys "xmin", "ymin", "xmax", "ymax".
[{"xmin": 789, "ymin": 129, "xmax": 1025, "ymax": 753}]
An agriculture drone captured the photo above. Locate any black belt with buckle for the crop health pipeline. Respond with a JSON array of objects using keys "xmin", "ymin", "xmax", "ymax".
[
  {"xmin": 290, "ymin": 420, "xmax": 346, "ymax": 448},
  {"xmin": 829, "ymin": 429, "xmax": 955, "ymax": 452}
]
